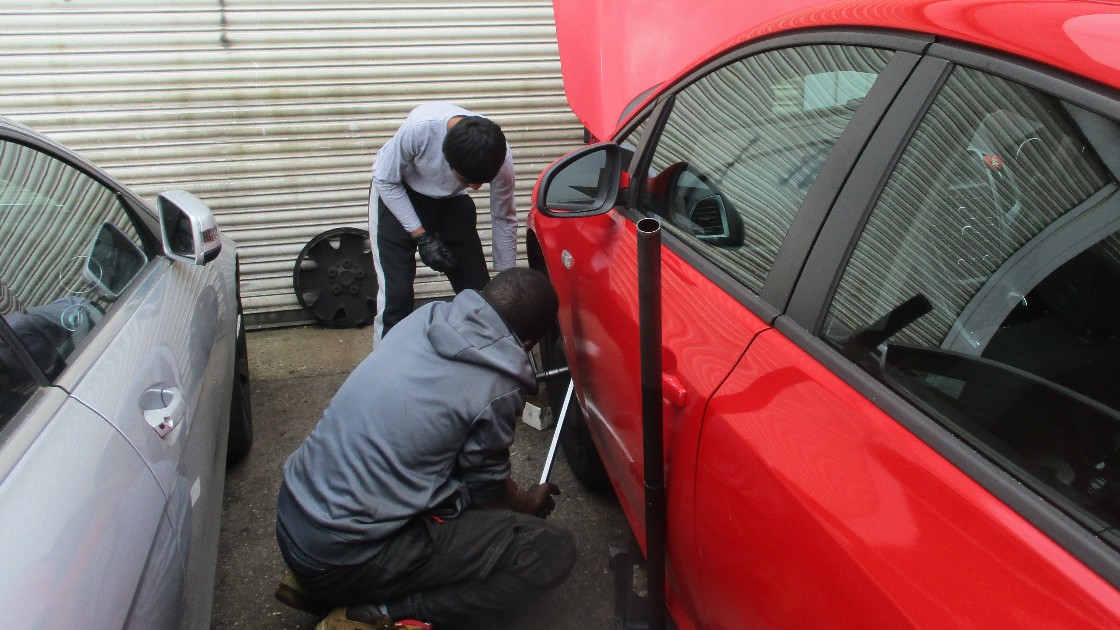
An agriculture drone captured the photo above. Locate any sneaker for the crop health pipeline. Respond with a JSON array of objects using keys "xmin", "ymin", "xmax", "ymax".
[
  {"xmin": 314, "ymin": 606, "xmax": 432, "ymax": 630},
  {"xmin": 275, "ymin": 569, "xmax": 332, "ymax": 615}
]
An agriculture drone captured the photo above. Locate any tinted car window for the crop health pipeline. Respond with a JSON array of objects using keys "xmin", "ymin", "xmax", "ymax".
[
  {"xmin": 640, "ymin": 44, "xmax": 892, "ymax": 292},
  {"xmin": 823, "ymin": 65, "xmax": 1120, "ymax": 528},
  {"xmin": 0, "ymin": 139, "xmax": 151, "ymax": 399}
]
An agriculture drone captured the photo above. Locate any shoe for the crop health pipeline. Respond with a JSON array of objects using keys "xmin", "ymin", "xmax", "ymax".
[
  {"xmin": 315, "ymin": 606, "xmax": 432, "ymax": 630},
  {"xmin": 275, "ymin": 569, "xmax": 332, "ymax": 615}
]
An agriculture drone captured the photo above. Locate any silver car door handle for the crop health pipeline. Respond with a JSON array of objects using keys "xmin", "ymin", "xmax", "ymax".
[{"xmin": 141, "ymin": 387, "xmax": 185, "ymax": 438}]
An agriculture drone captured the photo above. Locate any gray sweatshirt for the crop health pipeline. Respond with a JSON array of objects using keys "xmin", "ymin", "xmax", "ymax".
[
  {"xmin": 369, "ymin": 101, "xmax": 518, "ymax": 270},
  {"xmin": 276, "ymin": 289, "xmax": 536, "ymax": 566}
]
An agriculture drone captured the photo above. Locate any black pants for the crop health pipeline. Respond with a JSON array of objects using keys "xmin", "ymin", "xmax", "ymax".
[
  {"xmin": 372, "ymin": 188, "xmax": 490, "ymax": 341},
  {"xmin": 285, "ymin": 508, "xmax": 576, "ymax": 624}
]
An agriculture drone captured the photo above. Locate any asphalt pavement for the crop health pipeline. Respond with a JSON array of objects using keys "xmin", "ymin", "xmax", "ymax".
[{"xmin": 210, "ymin": 324, "xmax": 630, "ymax": 629}]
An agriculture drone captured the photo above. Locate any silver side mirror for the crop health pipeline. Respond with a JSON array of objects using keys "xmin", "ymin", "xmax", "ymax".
[{"xmin": 157, "ymin": 190, "xmax": 222, "ymax": 266}]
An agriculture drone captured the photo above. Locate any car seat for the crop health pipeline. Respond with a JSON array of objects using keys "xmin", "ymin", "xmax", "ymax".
[{"xmin": 0, "ymin": 277, "xmax": 21, "ymax": 316}]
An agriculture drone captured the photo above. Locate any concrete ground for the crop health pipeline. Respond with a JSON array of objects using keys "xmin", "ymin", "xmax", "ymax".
[{"xmin": 211, "ymin": 324, "xmax": 630, "ymax": 629}]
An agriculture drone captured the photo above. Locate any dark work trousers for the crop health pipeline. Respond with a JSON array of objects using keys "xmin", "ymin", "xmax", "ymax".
[
  {"xmin": 371, "ymin": 187, "xmax": 491, "ymax": 342},
  {"xmin": 284, "ymin": 508, "xmax": 577, "ymax": 624}
]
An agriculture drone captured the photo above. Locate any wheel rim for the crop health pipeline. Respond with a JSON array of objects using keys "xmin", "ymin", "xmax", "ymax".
[{"xmin": 292, "ymin": 227, "xmax": 378, "ymax": 327}]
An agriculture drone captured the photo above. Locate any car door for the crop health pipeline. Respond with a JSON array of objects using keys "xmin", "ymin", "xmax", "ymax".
[
  {"xmin": 552, "ymin": 33, "xmax": 926, "ymax": 624},
  {"xmin": 0, "ymin": 352, "xmax": 174, "ymax": 628},
  {"xmin": 0, "ymin": 132, "xmax": 235, "ymax": 628},
  {"xmin": 68, "ymin": 252, "xmax": 234, "ymax": 629},
  {"xmin": 693, "ymin": 44, "xmax": 1120, "ymax": 627}
]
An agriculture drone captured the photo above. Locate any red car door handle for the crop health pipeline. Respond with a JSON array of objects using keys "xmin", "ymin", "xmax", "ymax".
[{"xmin": 662, "ymin": 374, "xmax": 687, "ymax": 408}]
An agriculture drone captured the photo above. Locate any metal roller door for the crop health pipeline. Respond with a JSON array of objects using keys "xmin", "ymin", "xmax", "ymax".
[{"xmin": 0, "ymin": 0, "xmax": 584, "ymax": 327}]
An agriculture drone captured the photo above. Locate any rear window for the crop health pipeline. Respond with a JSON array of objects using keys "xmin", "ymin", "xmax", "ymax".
[{"xmin": 823, "ymin": 64, "xmax": 1120, "ymax": 531}]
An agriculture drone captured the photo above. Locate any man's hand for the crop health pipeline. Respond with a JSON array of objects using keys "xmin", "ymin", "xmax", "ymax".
[
  {"xmin": 414, "ymin": 233, "xmax": 457, "ymax": 272},
  {"xmin": 524, "ymin": 482, "xmax": 561, "ymax": 518},
  {"xmin": 483, "ymin": 478, "xmax": 561, "ymax": 518}
]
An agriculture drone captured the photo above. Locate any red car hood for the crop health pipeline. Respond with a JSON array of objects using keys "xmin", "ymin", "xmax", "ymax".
[
  {"xmin": 552, "ymin": 0, "xmax": 821, "ymax": 139},
  {"xmin": 552, "ymin": 0, "xmax": 1120, "ymax": 141}
]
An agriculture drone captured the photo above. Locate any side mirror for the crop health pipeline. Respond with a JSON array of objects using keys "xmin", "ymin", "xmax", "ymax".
[
  {"xmin": 661, "ymin": 163, "xmax": 744, "ymax": 247},
  {"xmin": 157, "ymin": 190, "xmax": 222, "ymax": 266},
  {"xmin": 534, "ymin": 143, "xmax": 623, "ymax": 218}
]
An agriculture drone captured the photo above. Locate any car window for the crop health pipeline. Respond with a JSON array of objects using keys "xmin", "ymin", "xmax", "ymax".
[
  {"xmin": 822, "ymin": 64, "xmax": 1120, "ymax": 528},
  {"xmin": 639, "ymin": 44, "xmax": 892, "ymax": 292},
  {"xmin": 0, "ymin": 139, "xmax": 152, "ymax": 409}
]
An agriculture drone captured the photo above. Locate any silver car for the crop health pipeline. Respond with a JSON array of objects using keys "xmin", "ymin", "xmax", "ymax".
[{"xmin": 0, "ymin": 117, "xmax": 251, "ymax": 628}]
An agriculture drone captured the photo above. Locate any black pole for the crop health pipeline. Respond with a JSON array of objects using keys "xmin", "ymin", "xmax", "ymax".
[{"xmin": 637, "ymin": 217, "xmax": 665, "ymax": 630}]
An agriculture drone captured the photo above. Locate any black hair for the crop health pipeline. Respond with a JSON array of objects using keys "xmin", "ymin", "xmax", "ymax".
[
  {"xmin": 443, "ymin": 116, "xmax": 507, "ymax": 184},
  {"xmin": 481, "ymin": 267, "xmax": 558, "ymax": 346}
]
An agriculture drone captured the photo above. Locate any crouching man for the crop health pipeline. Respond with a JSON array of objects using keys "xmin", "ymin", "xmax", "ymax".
[{"xmin": 275, "ymin": 267, "xmax": 575, "ymax": 629}]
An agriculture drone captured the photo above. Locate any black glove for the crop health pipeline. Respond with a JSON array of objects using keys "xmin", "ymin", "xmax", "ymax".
[{"xmin": 414, "ymin": 232, "xmax": 457, "ymax": 273}]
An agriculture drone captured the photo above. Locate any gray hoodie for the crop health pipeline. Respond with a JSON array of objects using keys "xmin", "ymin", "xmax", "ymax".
[{"xmin": 276, "ymin": 289, "xmax": 537, "ymax": 566}]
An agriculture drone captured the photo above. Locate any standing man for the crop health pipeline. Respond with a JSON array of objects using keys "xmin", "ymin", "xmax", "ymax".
[
  {"xmin": 370, "ymin": 101, "xmax": 518, "ymax": 343},
  {"xmin": 275, "ymin": 267, "xmax": 576, "ymax": 629}
]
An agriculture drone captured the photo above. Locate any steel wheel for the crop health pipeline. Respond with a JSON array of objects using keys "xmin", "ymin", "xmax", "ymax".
[{"xmin": 293, "ymin": 227, "xmax": 377, "ymax": 328}]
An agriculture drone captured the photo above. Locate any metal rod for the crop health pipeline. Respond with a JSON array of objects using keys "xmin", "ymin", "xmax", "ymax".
[
  {"xmin": 534, "ymin": 365, "xmax": 571, "ymax": 381},
  {"xmin": 637, "ymin": 217, "xmax": 665, "ymax": 630},
  {"xmin": 539, "ymin": 379, "xmax": 574, "ymax": 485}
]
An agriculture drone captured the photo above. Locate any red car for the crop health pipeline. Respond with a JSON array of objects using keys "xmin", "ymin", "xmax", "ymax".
[{"xmin": 527, "ymin": 0, "xmax": 1120, "ymax": 627}]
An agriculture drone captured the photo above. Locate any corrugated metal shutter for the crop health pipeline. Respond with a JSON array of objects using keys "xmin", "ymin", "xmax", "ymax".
[{"xmin": 0, "ymin": 0, "xmax": 584, "ymax": 327}]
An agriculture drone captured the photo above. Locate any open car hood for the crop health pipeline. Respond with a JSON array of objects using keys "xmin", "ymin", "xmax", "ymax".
[
  {"xmin": 551, "ymin": 0, "xmax": 822, "ymax": 140},
  {"xmin": 551, "ymin": 0, "xmax": 1120, "ymax": 141}
]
